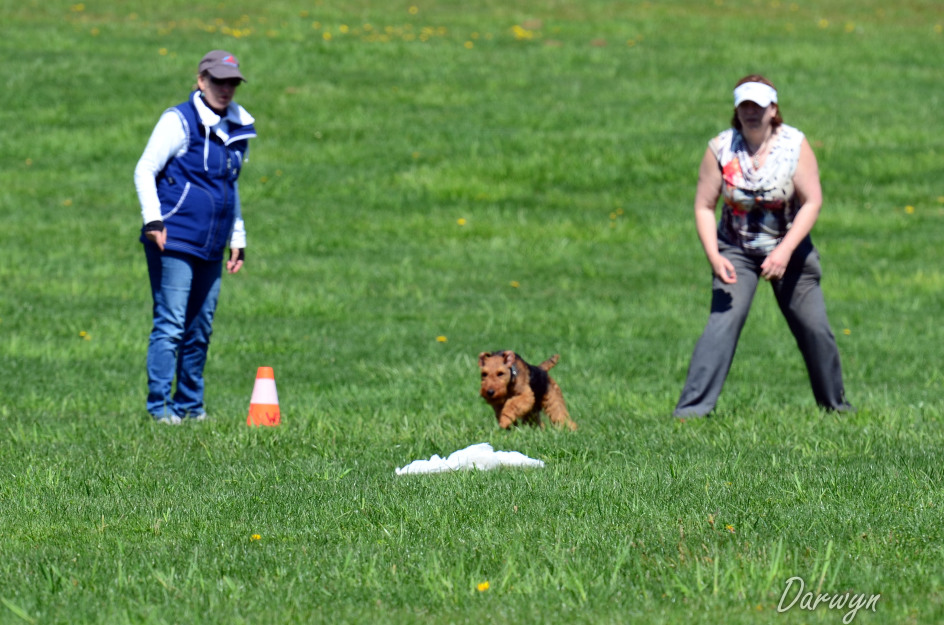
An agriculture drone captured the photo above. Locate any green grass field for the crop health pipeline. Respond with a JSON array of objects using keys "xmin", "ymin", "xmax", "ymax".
[{"xmin": 2, "ymin": 0, "xmax": 943, "ymax": 623}]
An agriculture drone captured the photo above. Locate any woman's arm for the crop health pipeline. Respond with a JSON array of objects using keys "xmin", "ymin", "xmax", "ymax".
[
  {"xmin": 134, "ymin": 111, "xmax": 187, "ymax": 250},
  {"xmin": 760, "ymin": 137, "xmax": 822, "ymax": 280},
  {"xmin": 693, "ymin": 146, "xmax": 737, "ymax": 284}
]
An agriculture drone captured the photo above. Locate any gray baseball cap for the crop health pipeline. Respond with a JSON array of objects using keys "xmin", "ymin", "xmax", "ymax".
[{"xmin": 198, "ymin": 50, "xmax": 246, "ymax": 82}]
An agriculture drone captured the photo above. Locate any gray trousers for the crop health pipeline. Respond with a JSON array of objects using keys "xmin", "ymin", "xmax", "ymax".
[{"xmin": 674, "ymin": 237, "xmax": 851, "ymax": 417}]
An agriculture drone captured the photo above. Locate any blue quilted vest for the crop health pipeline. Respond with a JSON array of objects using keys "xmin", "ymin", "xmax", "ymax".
[{"xmin": 146, "ymin": 91, "xmax": 256, "ymax": 261}]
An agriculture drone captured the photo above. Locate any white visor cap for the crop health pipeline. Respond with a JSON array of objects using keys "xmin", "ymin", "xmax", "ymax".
[{"xmin": 733, "ymin": 82, "xmax": 778, "ymax": 108}]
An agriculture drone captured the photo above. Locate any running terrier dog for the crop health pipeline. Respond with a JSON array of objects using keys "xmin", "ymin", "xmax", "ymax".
[{"xmin": 478, "ymin": 350, "xmax": 577, "ymax": 430}]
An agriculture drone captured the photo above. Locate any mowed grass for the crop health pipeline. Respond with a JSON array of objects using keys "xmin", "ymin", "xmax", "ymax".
[{"xmin": 1, "ymin": 1, "xmax": 943, "ymax": 623}]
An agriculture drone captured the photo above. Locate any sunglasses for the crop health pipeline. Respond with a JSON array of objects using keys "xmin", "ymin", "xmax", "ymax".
[{"xmin": 209, "ymin": 77, "xmax": 242, "ymax": 88}]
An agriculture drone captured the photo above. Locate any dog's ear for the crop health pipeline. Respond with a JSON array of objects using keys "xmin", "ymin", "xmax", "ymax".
[
  {"xmin": 478, "ymin": 352, "xmax": 490, "ymax": 367},
  {"xmin": 501, "ymin": 350, "xmax": 516, "ymax": 366}
]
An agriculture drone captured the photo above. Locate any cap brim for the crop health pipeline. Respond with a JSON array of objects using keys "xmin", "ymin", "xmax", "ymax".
[
  {"xmin": 207, "ymin": 68, "xmax": 246, "ymax": 82},
  {"xmin": 733, "ymin": 82, "xmax": 777, "ymax": 108},
  {"xmin": 735, "ymin": 96, "xmax": 773, "ymax": 107}
]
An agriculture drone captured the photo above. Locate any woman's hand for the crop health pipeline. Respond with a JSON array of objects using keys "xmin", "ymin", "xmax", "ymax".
[
  {"xmin": 710, "ymin": 254, "xmax": 737, "ymax": 284},
  {"xmin": 761, "ymin": 246, "xmax": 790, "ymax": 281},
  {"xmin": 145, "ymin": 227, "xmax": 167, "ymax": 251},
  {"xmin": 227, "ymin": 248, "xmax": 245, "ymax": 274}
]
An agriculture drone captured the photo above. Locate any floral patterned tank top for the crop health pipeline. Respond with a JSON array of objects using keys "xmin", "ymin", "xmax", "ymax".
[{"xmin": 711, "ymin": 124, "xmax": 804, "ymax": 255}]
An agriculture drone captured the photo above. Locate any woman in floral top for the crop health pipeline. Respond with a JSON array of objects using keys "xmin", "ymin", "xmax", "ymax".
[{"xmin": 673, "ymin": 75, "xmax": 853, "ymax": 417}]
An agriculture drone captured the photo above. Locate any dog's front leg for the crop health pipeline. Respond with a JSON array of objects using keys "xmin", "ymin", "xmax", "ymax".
[{"xmin": 498, "ymin": 393, "xmax": 534, "ymax": 429}]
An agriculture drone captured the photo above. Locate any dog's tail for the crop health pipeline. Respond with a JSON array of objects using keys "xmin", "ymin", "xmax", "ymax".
[{"xmin": 538, "ymin": 354, "xmax": 560, "ymax": 371}]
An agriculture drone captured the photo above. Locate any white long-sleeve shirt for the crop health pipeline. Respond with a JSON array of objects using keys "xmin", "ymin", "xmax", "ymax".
[{"xmin": 134, "ymin": 97, "xmax": 249, "ymax": 249}]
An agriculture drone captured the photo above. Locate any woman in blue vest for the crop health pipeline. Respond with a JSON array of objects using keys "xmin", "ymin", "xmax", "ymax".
[{"xmin": 134, "ymin": 50, "xmax": 256, "ymax": 424}]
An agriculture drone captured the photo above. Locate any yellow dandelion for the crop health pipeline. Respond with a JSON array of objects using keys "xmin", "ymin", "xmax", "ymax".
[
  {"xmin": 725, "ymin": 524, "xmax": 735, "ymax": 533},
  {"xmin": 63, "ymin": 199, "xmax": 73, "ymax": 207},
  {"xmin": 844, "ymin": 22, "xmax": 855, "ymax": 33},
  {"xmin": 512, "ymin": 25, "xmax": 534, "ymax": 40},
  {"xmin": 409, "ymin": 5, "xmax": 419, "ymax": 15},
  {"xmin": 159, "ymin": 48, "xmax": 168, "ymax": 56},
  {"xmin": 25, "ymin": 158, "xmax": 33, "ymax": 166},
  {"xmin": 905, "ymin": 205, "xmax": 915, "ymax": 214},
  {"xmin": 457, "ymin": 218, "xmax": 467, "ymax": 226},
  {"xmin": 90, "ymin": 28, "xmax": 100, "ymax": 36},
  {"xmin": 477, "ymin": 580, "xmax": 490, "ymax": 592},
  {"xmin": 71, "ymin": 3, "xmax": 85, "ymax": 12},
  {"xmin": 510, "ymin": 281, "xmax": 520, "ymax": 288},
  {"xmin": 323, "ymin": 31, "xmax": 332, "ymax": 41},
  {"xmin": 818, "ymin": 18, "xmax": 829, "ymax": 28},
  {"xmin": 312, "ymin": 21, "xmax": 321, "ymax": 30},
  {"xmin": 843, "ymin": 328, "xmax": 851, "ymax": 335},
  {"xmin": 412, "ymin": 151, "xmax": 420, "ymax": 159},
  {"xmin": 934, "ymin": 24, "xmax": 942, "ymax": 34},
  {"xmin": 250, "ymin": 534, "xmax": 261, "ymax": 541},
  {"xmin": 436, "ymin": 335, "xmax": 447, "ymax": 343},
  {"xmin": 79, "ymin": 331, "xmax": 90, "ymax": 340},
  {"xmin": 464, "ymin": 41, "xmax": 474, "ymax": 49},
  {"xmin": 938, "ymin": 196, "xmax": 944, "ymax": 203},
  {"xmin": 340, "ymin": 24, "xmax": 350, "ymax": 34}
]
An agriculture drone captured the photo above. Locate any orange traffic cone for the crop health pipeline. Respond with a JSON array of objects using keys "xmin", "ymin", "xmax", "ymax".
[{"xmin": 247, "ymin": 366, "xmax": 280, "ymax": 426}]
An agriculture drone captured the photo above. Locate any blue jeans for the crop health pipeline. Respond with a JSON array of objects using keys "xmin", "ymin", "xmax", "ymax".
[{"xmin": 145, "ymin": 243, "xmax": 222, "ymax": 418}]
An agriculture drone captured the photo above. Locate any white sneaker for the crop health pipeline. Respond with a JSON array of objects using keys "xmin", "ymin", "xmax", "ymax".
[{"xmin": 154, "ymin": 415, "xmax": 182, "ymax": 425}]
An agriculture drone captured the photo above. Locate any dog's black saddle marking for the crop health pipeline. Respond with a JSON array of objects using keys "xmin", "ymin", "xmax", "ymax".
[{"xmin": 526, "ymin": 363, "xmax": 549, "ymax": 408}]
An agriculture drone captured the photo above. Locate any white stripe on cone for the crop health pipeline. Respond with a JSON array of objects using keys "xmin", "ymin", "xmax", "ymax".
[{"xmin": 250, "ymin": 378, "xmax": 278, "ymax": 404}]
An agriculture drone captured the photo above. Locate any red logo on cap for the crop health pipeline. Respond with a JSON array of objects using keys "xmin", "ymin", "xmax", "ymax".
[{"xmin": 222, "ymin": 55, "xmax": 238, "ymax": 67}]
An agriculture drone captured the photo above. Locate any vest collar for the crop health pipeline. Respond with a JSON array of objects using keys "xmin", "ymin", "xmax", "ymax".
[{"xmin": 191, "ymin": 91, "xmax": 255, "ymax": 130}]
